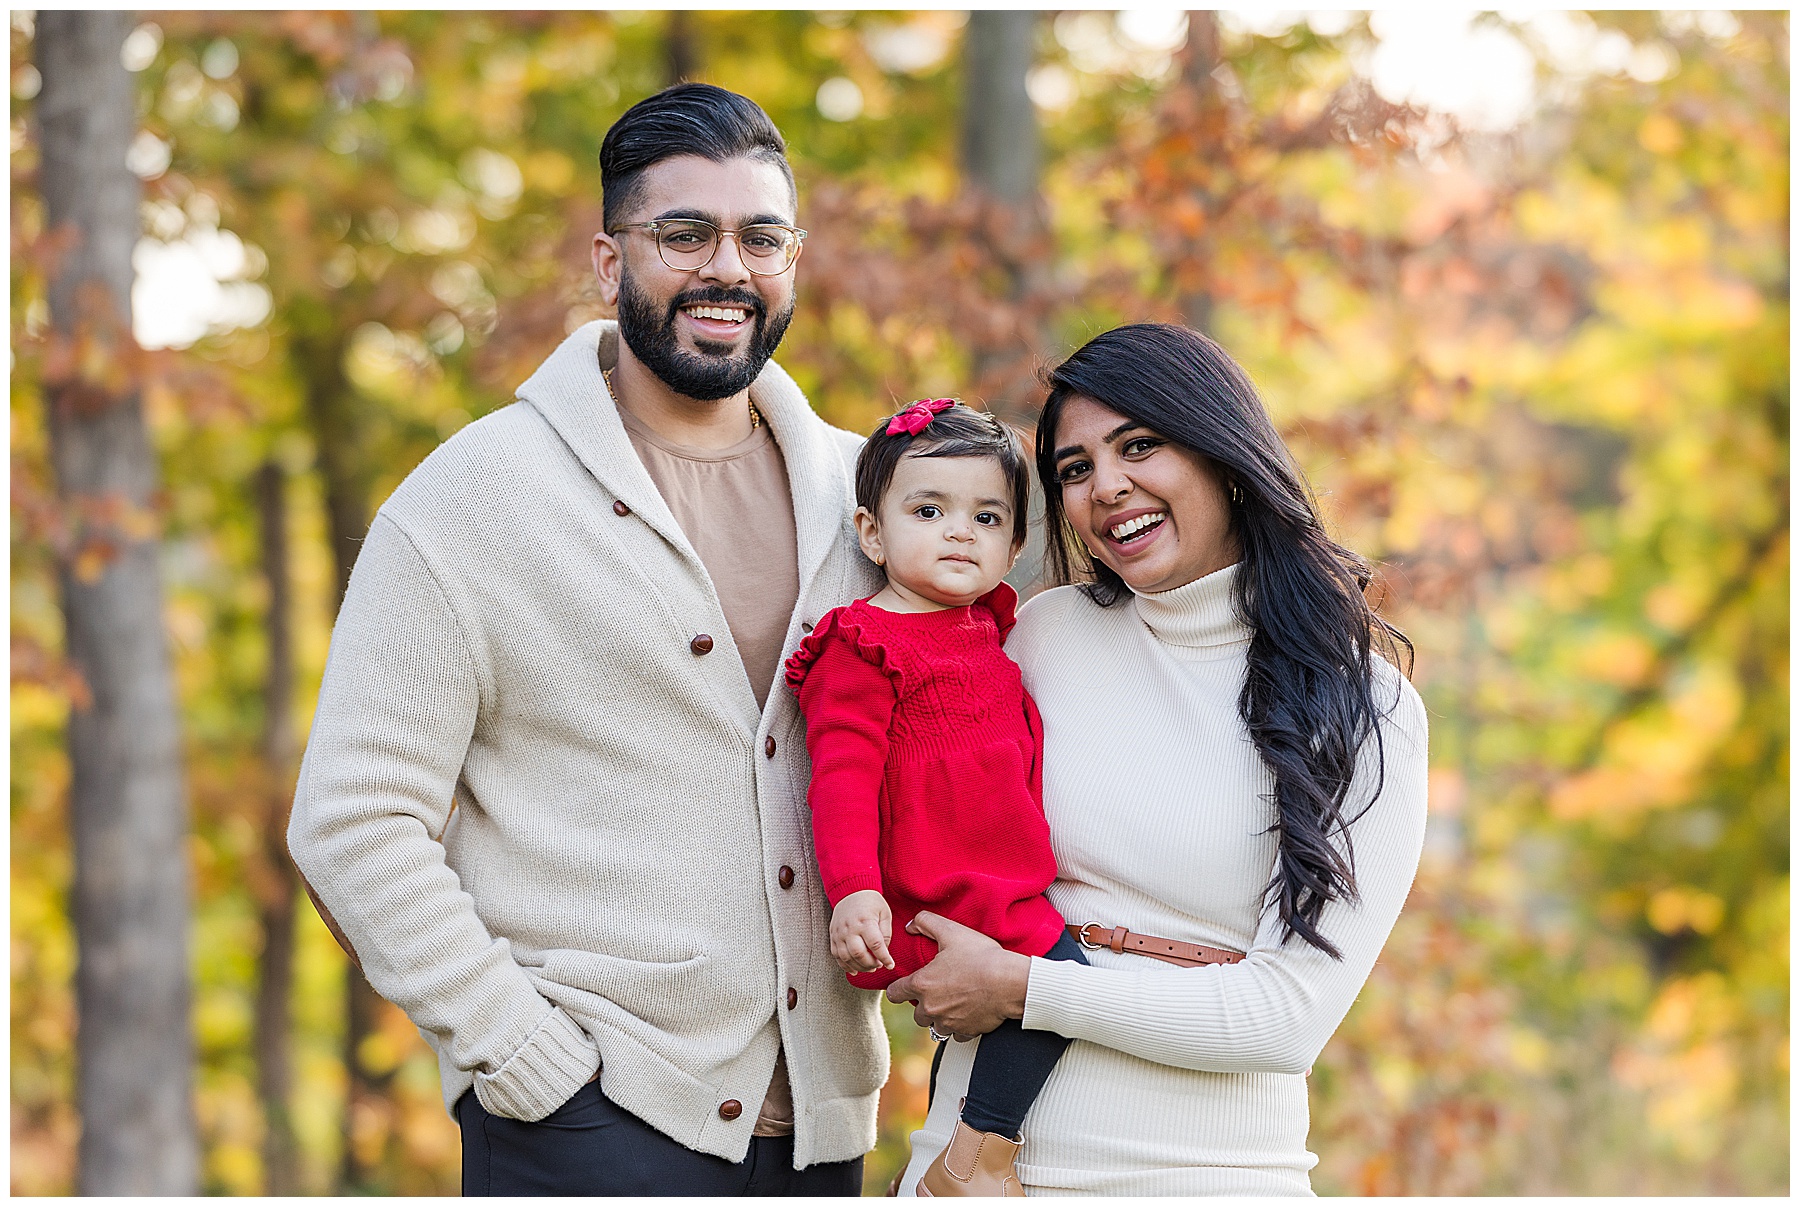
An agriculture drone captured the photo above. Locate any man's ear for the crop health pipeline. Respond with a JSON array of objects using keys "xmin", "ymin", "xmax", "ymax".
[
  {"xmin": 591, "ymin": 231, "xmax": 623, "ymax": 308},
  {"xmin": 853, "ymin": 506, "xmax": 884, "ymax": 567}
]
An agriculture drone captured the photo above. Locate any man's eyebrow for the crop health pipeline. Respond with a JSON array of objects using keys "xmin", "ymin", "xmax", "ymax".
[
  {"xmin": 649, "ymin": 207, "xmax": 793, "ymax": 227},
  {"xmin": 1054, "ymin": 420, "xmax": 1146, "ymax": 462},
  {"xmin": 651, "ymin": 207, "xmax": 719, "ymax": 223}
]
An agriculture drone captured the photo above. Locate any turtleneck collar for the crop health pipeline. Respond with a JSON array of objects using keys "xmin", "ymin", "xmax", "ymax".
[{"xmin": 1133, "ymin": 561, "xmax": 1251, "ymax": 653}]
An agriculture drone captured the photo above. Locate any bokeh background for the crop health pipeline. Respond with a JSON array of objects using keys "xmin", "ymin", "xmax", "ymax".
[{"xmin": 10, "ymin": 9, "xmax": 1787, "ymax": 1196}]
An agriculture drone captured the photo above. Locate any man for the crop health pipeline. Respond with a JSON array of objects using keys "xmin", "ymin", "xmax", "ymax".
[{"xmin": 289, "ymin": 83, "xmax": 886, "ymax": 1195}]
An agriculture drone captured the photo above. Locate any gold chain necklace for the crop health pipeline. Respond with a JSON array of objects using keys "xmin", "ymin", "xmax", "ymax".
[{"xmin": 604, "ymin": 366, "xmax": 761, "ymax": 432}]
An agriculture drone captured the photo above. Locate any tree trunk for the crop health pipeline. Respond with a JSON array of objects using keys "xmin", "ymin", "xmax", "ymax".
[
  {"xmin": 960, "ymin": 11, "xmax": 1050, "ymax": 595},
  {"xmin": 34, "ymin": 10, "xmax": 199, "ymax": 1195},
  {"xmin": 294, "ymin": 331, "xmax": 391, "ymax": 1192},
  {"xmin": 959, "ymin": 9, "xmax": 1045, "ymax": 415},
  {"xmin": 1178, "ymin": 11, "xmax": 1222, "ymax": 335},
  {"xmin": 961, "ymin": 11, "xmax": 1040, "ymax": 209},
  {"xmin": 298, "ymin": 331, "xmax": 368, "ymax": 614},
  {"xmin": 666, "ymin": 10, "xmax": 699, "ymax": 84},
  {"xmin": 253, "ymin": 462, "xmax": 301, "ymax": 1194}
]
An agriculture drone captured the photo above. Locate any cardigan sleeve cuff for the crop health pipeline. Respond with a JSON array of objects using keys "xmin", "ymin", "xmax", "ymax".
[
  {"xmin": 471, "ymin": 1005, "xmax": 600, "ymax": 1121},
  {"xmin": 824, "ymin": 870, "xmax": 885, "ymax": 906}
]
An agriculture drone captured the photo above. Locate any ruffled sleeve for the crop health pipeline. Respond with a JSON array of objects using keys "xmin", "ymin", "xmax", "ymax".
[
  {"xmin": 976, "ymin": 582, "xmax": 1021, "ymax": 643},
  {"xmin": 784, "ymin": 602, "xmax": 905, "ymax": 693},
  {"xmin": 790, "ymin": 618, "xmax": 901, "ymax": 906}
]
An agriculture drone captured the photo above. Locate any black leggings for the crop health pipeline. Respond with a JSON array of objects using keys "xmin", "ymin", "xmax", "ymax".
[{"xmin": 955, "ymin": 930, "xmax": 1087, "ymax": 1138}]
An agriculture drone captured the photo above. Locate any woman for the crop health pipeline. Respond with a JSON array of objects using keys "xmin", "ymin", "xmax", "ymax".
[{"xmin": 889, "ymin": 324, "xmax": 1428, "ymax": 1196}]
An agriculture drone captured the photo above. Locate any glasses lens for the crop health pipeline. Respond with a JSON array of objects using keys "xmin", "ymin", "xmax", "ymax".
[
  {"xmin": 655, "ymin": 220, "xmax": 718, "ymax": 269},
  {"xmin": 738, "ymin": 225, "xmax": 798, "ymax": 272}
]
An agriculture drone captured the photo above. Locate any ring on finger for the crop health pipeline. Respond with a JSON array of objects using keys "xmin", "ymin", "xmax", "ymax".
[{"xmin": 929, "ymin": 1026, "xmax": 949, "ymax": 1043}]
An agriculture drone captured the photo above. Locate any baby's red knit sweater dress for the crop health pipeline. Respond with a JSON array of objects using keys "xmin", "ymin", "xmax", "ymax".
[{"xmin": 784, "ymin": 584, "xmax": 1067, "ymax": 991}]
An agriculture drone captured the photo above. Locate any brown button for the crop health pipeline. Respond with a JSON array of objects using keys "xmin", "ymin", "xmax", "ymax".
[
  {"xmin": 612, "ymin": 499, "xmax": 631, "ymax": 516},
  {"xmin": 690, "ymin": 634, "xmax": 714, "ymax": 655},
  {"xmin": 778, "ymin": 865, "xmax": 795, "ymax": 890},
  {"xmin": 718, "ymin": 1099, "xmax": 743, "ymax": 1121},
  {"xmin": 764, "ymin": 736, "xmax": 777, "ymax": 758},
  {"xmin": 787, "ymin": 987, "xmax": 798, "ymax": 1010},
  {"xmin": 802, "ymin": 621, "xmax": 814, "ymax": 633}
]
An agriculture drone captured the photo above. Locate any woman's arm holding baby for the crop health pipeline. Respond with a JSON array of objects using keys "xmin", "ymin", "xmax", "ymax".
[{"xmin": 892, "ymin": 689, "xmax": 1428, "ymax": 1072}]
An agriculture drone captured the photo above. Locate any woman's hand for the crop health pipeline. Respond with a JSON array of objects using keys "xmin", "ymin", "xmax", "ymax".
[{"xmin": 885, "ymin": 911, "xmax": 1032, "ymax": 1039}]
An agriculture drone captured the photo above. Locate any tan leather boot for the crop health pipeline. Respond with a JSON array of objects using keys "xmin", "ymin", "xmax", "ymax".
[{"xmin": 917, "ymin": 1121, "xmax": 1025, "ymax": 1197}]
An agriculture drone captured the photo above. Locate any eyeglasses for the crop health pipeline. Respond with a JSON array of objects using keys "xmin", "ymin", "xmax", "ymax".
[{"xmin": 608, "ymin": 218, "xmax": 807, "ymax": 276}]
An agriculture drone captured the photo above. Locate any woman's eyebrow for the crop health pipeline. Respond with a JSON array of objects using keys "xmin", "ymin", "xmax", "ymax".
[{"xmin": 1054, "ymin": 421, "xmax": 1144, "ymax": 462}]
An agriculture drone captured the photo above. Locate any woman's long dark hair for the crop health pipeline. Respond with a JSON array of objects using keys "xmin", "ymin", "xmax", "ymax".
[{"xmin": 1037, "ymin": 324, "xmax": 1412, "ymax": 958}]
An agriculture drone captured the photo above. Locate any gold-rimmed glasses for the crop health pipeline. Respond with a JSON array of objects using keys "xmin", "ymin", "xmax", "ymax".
[{"xmin": 608, "ymin": 218, "xmax": 807, "ymax": 275}]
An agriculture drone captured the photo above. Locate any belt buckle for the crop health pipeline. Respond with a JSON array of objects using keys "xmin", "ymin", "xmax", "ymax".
[{"xmin": 1074, "ymin": 921, "xmax": 1107, "ymax": 951}]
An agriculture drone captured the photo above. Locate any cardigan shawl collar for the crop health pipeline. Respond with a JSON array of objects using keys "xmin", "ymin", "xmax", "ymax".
[{"xmin": 517, "ymin": 320, "xmax": 847, "ymax": 612}]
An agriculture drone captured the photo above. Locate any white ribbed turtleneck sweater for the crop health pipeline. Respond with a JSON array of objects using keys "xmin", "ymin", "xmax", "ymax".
[{"xmin": 898, "ymin": 564, "xmax": 1428, "ymax": 1196}]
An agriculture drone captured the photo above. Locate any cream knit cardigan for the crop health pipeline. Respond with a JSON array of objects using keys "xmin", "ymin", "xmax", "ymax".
[
  {"xmin": 899, "ymin": 565, "xmax": 1429, "ymax": 1195},
  {"xmin": 288, "ymin": 321, "xmax": 887, "ymax": 1168}
]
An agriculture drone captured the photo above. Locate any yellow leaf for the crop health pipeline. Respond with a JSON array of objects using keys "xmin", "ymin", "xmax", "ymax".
[
  {"xmin": 1638, "ymin": 112, "xmax": 1683, "ymax": 156},
  {"xmin": 1575, "ymin": 632, "xmax": 1654, "ymax": 686}
]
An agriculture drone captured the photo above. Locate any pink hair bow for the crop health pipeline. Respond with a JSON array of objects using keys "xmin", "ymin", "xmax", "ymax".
[{"xmin": 886, "ymin": 398, "xmax": 956, "ymax": 436}]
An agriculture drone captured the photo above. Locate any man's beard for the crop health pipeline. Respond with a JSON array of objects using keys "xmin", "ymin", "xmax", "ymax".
[{"xmin": 616, "ymin": 271, "xmax": 795, "ymax": 402}]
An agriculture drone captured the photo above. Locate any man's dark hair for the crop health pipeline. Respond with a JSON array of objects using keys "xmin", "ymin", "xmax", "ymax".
[
  {"xmin": 855, "ymin": 403, "xmax": 1031, "ymax": 548},
  {"xmin": 599, "ymin": 83, "xmax": 795, "ymax": 229}
]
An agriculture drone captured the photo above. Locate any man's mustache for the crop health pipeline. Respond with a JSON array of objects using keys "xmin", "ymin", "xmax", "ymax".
[{"xmin": 665, "ymin": 286, "xmax": 766, "ymax": 326}]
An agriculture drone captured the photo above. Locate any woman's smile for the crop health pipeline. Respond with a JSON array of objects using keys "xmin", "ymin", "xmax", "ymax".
[{"xmin": 1100, "ymin": 506, "xmax": 1169, "ymax": 551}]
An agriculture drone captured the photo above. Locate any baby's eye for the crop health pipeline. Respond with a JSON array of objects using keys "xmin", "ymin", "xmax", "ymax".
[
  {"xmin": 916, "ymin": 504, "xmax": 942, "ymax": 519},
  {"xmin": 975, "ymin": 511, "xmax": 1003, "ymax": 527}
]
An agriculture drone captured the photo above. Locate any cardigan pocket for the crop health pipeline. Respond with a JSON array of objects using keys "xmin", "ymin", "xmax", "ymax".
[{"xmin": 522, "ymin": 948, "xmax": 716, "ymax": 1038}]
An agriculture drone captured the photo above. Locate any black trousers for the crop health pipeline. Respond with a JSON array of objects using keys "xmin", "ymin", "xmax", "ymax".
[
  {"xmin": 457, "ymin": 1082, "xmax": 862, "ymax": 1196},
  {"xmin": 958, "ymin": 931, "xmax": 1088, "ymax": 1137}
]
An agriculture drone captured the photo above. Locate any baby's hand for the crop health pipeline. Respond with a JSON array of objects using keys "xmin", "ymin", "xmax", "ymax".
[{"xmin": 830, "ymin": 890, "xmax": 896, "ymax": 974}]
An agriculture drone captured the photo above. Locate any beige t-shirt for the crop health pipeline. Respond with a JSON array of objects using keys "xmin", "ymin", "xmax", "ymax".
[
  {"xmin": 619, "ymin": 406, "xmax": 800, "ymax": 711},
  {"xmin": 619, "ymin": 401, "xmax": 800, "ymax": 1137}
]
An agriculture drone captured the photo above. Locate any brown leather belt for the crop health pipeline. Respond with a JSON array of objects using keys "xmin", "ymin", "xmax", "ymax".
[{"xmin": 1069, "ymin": 922, "xmax": 1244, "ymax": 969}]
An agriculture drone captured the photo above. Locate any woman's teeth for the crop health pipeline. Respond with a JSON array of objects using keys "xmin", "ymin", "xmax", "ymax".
[
  {"xmin": 1109, "ymin": 512, "xmax": 1166, "ymax": 542},
  {"xmin": 687, "ymin": 305, "xmax": 749, "ymax": 323}
]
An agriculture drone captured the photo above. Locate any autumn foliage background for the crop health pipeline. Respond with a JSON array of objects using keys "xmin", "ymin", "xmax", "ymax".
[{"xmin": 10, "ymin": 10, "xmax": 1788, "ymax": 1196}]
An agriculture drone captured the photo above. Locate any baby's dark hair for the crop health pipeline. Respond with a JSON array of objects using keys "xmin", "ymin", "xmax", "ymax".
[{"xmin": 855, "ymin": 401, "xmax": 1030, "ymax": 547}]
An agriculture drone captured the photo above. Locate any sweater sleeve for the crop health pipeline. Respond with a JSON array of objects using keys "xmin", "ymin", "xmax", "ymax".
[
  {"xmin": 1021, "ymin": 675, "xmax": 1429, "ymax": 1075},
  {"xmin": 795, "ymin": 635, "xmax": 898, "ymax": 905},
  {"xmin": 288, "ymin": 514, "xmax": 598, "ymax": 1121}
]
